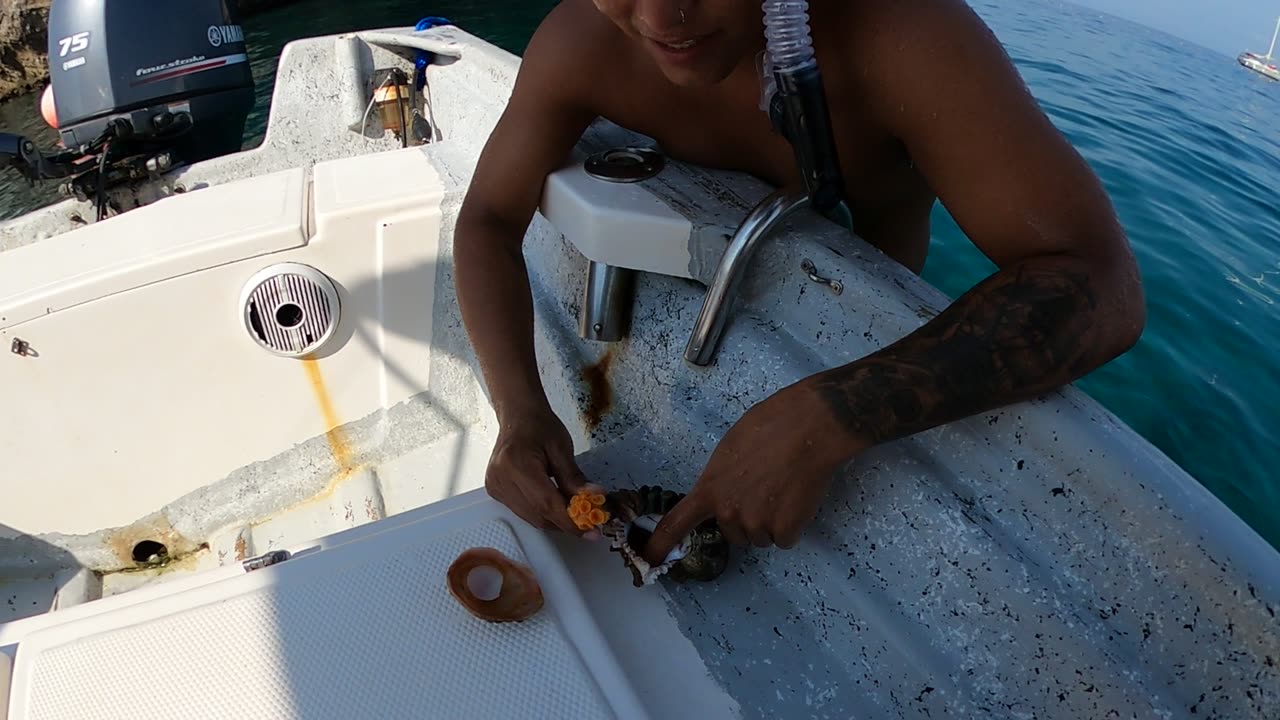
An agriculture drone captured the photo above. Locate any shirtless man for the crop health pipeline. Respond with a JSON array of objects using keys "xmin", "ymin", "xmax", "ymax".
[{"xmin": 453, "ymin": 0, "xmax": 1146, "ymax": 566}]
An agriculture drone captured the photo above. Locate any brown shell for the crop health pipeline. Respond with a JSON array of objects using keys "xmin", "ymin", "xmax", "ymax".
[
  {"xmin": 604, "ymin": 485, "xmax": 730, "ymax": 586},
  {"xmin": 447, "ymin": 547, "xmax": 544, "ymax": 623}
]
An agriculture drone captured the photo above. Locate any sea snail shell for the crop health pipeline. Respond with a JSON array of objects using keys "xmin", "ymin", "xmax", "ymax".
[
  {"xmin": 605, "ymin": 485, "xmax": 731, "ymax": 586},
  {"xmin": 447, "ymin": 547, "xmax": 544, "ymax": 623}
]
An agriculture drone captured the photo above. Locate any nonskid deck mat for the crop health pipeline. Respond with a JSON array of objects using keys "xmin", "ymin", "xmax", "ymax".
[{"xmin": 8, "ymin": 500, "xmax": 645, "ymax": 720}]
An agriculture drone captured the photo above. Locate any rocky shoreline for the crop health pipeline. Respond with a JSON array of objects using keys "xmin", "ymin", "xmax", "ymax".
[{"xmin": 0, "ymin": 0, "xmax": 300, "ymax": 102}]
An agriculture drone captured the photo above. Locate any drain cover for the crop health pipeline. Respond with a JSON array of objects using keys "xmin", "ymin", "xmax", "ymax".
[
  {"xmin": 240, "ymin": 263, "xmax": 341, "ymax": 358},
  {"xmin": 584, "ymin": 146, "xmax": 665, "ymax": 183}
]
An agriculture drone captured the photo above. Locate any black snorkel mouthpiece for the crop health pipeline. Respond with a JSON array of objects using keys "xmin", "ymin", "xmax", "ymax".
[
  {"xmin": 760, "ymin": 0, "xmax": 853, "ymax": 229},
  {"xmin": 769, "ymin": 64, "xmax": 849, "ymax": 224}
]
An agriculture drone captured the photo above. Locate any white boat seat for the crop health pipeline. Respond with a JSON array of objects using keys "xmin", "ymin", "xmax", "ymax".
[
  {"xmin": 1, "ymin": 650, "xmax": 10, "ymax": 720},
  {"xmin": 0, "ymin": 168, "xmax": 308, "ymax": 331}
]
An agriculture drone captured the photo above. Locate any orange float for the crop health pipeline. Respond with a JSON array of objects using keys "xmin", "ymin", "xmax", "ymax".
[{"xmin": 40, "ymin": 85, "xmax": 58, "ymax": 129}]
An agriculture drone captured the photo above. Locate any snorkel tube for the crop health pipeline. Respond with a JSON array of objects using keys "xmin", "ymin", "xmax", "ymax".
[{"xmin": 761, "ymin": 1, "xmax": 852, "ymax": 228}]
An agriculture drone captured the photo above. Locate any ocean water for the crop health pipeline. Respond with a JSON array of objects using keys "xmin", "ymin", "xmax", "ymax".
[
  {"xmin": 930, "ymin": 0, "xmax": 1280, "ymax": 550},
  {"xmin": 0, "ymin": 0, "xmax": 1276, "ymax": 548},
  {"xmin": 0, "ymin": 96, "xmax": 61, "ymax": 220}
]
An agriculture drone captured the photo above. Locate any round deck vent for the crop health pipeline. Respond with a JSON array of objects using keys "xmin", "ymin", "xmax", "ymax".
[
  {"xmin": 584, "ymin": 146, "xmax": 665, "ymax": 183},
  {"xmin": 240, "ymin": 263, "xmax": 341, "ymax": 357}
]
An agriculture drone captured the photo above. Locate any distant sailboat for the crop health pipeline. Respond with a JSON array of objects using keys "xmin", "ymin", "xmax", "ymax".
[{"xmin": 1239, "ymin": 15, "xmax": 1280, "ymax": 81}]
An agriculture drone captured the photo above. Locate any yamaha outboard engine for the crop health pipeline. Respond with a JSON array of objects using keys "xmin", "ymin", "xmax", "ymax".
[
  {"xmin": 0, "ymin": 0, "xmax": 255, "ymax": 218},
  {"xmin": 49, "ymin": 0, "xmax": 255, "ymax": 162}
]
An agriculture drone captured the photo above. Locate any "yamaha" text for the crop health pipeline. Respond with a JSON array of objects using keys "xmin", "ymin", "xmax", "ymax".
[{"xmin": 206, "ymin": 25, "xmax": 244, "ymax": 48}]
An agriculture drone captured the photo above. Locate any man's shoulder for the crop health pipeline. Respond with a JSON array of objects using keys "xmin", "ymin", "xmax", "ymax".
[
  {"xmin": 824, "ymin": 0, "xmax": 998, "ymax": 60},
  {"xmin": 835, "ymin": 0, "xmax": 977, "ymax": 31},
  {"xmin": 819, "ymin": 0, "xmax": 1015, "ymax": 100},
  {"xmin": 517, "ymin": 0, "xmax": 632, "ymax": 98}
]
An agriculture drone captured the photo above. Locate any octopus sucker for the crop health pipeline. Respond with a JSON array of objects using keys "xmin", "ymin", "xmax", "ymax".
[
  {"xmin": 572, "ymin": 485, "xmax": 731, "ymax": 587},
  {"xmin": 447, "ymin": 547, "xmax": 545, "ymax": 622}
]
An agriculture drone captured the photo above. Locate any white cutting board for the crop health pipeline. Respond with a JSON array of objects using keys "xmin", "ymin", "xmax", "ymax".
[{"xmin": 8, "ymin": 493, "xmax": 647, "ymax": 720}]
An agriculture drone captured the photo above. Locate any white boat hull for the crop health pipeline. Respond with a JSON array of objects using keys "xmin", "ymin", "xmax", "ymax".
[{"xmin": 1239, "ymin": 52, "xmax": 1280, "ymax": 80}]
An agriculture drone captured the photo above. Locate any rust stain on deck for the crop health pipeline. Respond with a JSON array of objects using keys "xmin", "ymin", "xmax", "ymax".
[
  {"xmin": 104, "ymin": 515, "xmax": 200, "ymax": 571},
  {"xmin": 581, "ymin": 349, "xmax": 615, "ymax": 431},
  {"xmin": 302, "ymin": 357, "xmax": 358, "ymax": 481}
]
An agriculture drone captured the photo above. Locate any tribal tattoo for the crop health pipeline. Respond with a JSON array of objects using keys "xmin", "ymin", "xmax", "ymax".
[{"xmin": 812, "ymin": 259, "xmax": 1119, "ymax": 447}]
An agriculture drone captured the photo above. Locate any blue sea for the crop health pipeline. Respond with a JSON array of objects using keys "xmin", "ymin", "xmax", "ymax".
[
  {"xmin": 929, "ymin": 0, "xmax": 1280, "ymax": 549},
  {"xmin": 1, "ymin": 0, "xmax": 1277, "ymax": 548}
]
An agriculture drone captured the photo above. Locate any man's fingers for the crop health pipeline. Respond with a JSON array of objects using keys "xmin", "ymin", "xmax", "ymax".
[
  {"xmin": 774, "ymin": 527, "xmax": 802, "ymax": 549},
  {"xmin": 547, "ymin": 444, "xmax": 589, "ymax": 496},
  {"xmin": 548, "ymin": 446, "xmax": 609, "ymax": 538},
  {"xmin": 774, "ymin": 507, "xmax": 818, "ymax": 549},
  {"xmin": 526, "ymin": 479, "xmax": 580, "ymax": 534},
  {"xmin": 719, "ymin": 520, "xmax": 748, "ymax": 548},
  {"xmin": 506, "ymin": 454, "xmax": 580, "ymax": 534},
  {"xmin": 746, "ymin": 525, "xmax": 773, "ymax": 549},
  {"xmin": 643, "ymin": 494, "xmax": 712, "ymax": 566},
  {"xmin": 489, "ymin": 478, "xmax": 552, "ymax": 531}
]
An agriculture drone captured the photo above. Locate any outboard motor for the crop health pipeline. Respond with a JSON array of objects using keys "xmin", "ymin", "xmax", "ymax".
[{"xmin": 0, "ymin": 0, "xmax": 255, "ymax": 218}]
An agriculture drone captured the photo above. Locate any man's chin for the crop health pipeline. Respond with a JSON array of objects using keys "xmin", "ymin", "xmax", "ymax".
[{"xmin": 656, "ymin": 62, "xmax": 734, "ymax": 89}]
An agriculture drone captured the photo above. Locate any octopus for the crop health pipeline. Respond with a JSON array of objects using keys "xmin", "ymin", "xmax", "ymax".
[{"xmin": 571, "ymin": 485, "xmax": 731, "ymax": 587}]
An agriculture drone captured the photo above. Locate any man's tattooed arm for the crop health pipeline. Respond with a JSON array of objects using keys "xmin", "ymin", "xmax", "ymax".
[
  {"xmin": 797, "ymin": 0, "xmax": 1152, "ymax": 449},
  {"xmin": 809, "ymin": 256, "xmax": 1144, "ymax": 448}
]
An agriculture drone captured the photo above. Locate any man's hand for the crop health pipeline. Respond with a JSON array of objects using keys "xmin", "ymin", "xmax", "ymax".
[
  {"xmin": 643, "ymin": 381, "xmax": 860, "ymax": 565},
  {"xmin": 485, "ymin": 407, "xmax": 600, "ymax": 538},
  {"xmin": 453, "ymin": 3, "xmax": 603, "ymax": 535}
]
